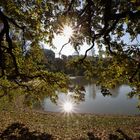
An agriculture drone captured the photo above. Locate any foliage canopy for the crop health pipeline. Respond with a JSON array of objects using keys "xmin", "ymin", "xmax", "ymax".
[{"xmin": 0, "ymin": 0, "xmax": 140, "ymax": 105}]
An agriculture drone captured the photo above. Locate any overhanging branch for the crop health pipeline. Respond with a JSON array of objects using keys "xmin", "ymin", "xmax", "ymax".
[
  {"xmin": 110, "ymin": 10, "xmax": 140, "ymax": 20},
  {"xmin": 80, "ymin": 35, "xmax": 96, "ymax": 62},
  {"xmin": 67, "ymin": 0, "xmax": 75, "ymax": 12},
  {"xmin": 59, "ymin": 39, "xmax": 70, "ymax": 57},
  {"xmin": 0, "ymin": 10, "xmax": 20, "ymax": 75},
  {"xmin": 0, "ymin": 9, "xmax": 26, "ymax": 78}
]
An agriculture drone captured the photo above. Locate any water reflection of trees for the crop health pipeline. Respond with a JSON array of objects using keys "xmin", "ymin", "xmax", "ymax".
[
  {"xmin": 100, "ymin": 86, "xmax": 120, "ymax": 98},
  {"xmin": 86, "ymin": 84, "xmax": 96, "ymax": 100},
  {"xmin": 70, "ymin": 76, "xmax": 90, "ymax": 86},
  {"xmin": 69, "ymin": 85, "xmax": 85, "ymax": 103},
  {"xmin": 110, "ymin": 85, "xmax": 120, "ymax": 98},
  {"xmin": 70, "ymin": 77, "xmax": 122, "ymax": 102}
]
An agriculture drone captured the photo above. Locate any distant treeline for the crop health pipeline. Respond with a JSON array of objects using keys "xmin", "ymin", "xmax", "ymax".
[
  {"xmin": 42, "ymin": 49, "xmax": 85, "ymax": 76},
  {"xmin": 42, "ymin": 49, "xmax": 105, "ymax": 77}
]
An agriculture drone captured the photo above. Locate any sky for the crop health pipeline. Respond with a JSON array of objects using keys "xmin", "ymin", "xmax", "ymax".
[
  {"xmin": 44, "ymin": 23, "xmax": 140, "ymax": 58},
  {"xmin": 52, "ymin": 33, "xmax": 97, "ymax": 57},
  {"xmin": 0, "ymin": 22, "xmax": 97, "ymax": 57},
  {"xmin": 43, "ymin": 25, "xmax": 98, "ymax": 57}
]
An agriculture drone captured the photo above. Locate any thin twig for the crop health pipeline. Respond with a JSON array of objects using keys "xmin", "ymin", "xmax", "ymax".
[
  {"xmin": 59, "ymin": 39, "xmax": 70, "ymax": 57},
  {"xmin": 80, "ymin": 35, "xmax": 96, "ymax": 62}
]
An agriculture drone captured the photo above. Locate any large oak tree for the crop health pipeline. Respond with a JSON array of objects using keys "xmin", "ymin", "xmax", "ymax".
[{"xmin": 0, "ymin": 0, "xmax": 140, "ymax": 105}]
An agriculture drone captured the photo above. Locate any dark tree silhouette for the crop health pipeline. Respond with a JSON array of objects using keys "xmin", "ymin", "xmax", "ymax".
[{"xmin": 0, "ymin": 122, "xmax": 52, "ymax": 140}]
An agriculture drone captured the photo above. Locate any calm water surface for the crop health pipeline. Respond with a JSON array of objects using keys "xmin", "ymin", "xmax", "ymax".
[{"xmin": 41, "ymin": 77, "xmax": 140, "ymax": 115}]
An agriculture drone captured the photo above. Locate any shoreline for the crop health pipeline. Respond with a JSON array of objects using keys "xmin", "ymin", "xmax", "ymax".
[{"xmin": 33, "ymin": 108, "xmax": 140, "ymax": 117}]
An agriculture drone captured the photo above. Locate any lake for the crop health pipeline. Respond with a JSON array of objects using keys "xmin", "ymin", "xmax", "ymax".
[{"xmin": 41, "ymin": 77, "xmax": 140, "ymax": 115}]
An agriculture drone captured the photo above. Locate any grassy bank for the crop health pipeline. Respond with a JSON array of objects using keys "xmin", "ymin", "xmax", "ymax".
[{"xmin": 0, "ymin": 109, "xmax": 140, "ymax": 140}]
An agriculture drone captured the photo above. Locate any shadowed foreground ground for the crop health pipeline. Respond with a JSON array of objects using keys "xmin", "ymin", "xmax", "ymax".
[{"xmin": 0, "ymin": 109, "xmax": 140, "ymax": 140}]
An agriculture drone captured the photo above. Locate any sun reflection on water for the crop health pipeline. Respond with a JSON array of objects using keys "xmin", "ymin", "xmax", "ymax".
[
  {"xmin": 63, "ymin": 101, "xmax": 73, "ymax": 113},
  {"xmin": 59, "ymin": 97, "xmax": 77, "ymax": 115}
]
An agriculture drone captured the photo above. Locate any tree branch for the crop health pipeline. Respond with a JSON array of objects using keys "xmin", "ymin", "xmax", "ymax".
[
  {"xmin": 64, "ymin": 0, "xmax": 75, "ymax": 14},
  {"xmin": 104, "ymin": 35, "xmax": 117, "ymax": 55},
  {"xmin": 14, "ymin": 80, "xmax": 32, "ymax": 91},
  {"xmin": 68, "ymin": 0, "xmax": 75, "ymax": 12},
  {"xmin": 78, "ymin": 4, "xmax": 88, "ymax": 17},
  {"xmin": 0, "ymin": 9, "xmax": 27, "ymax": 77},
  {"xmin": 59, "ymin": 39, "xmax": 70, "ymax": 57},
  {"xmin": 0, "ymin": 9, "xmax": 25, "ymax": 52},
  {"xmin": 0, "ymin": 10, "xmax": 20, "ymax": 75},
  {"xmin": 110, "ymin": 10, "xmax": 140, "ymax": 20},
  {"xmin": 80, "ymin": 35, "xmax": 96, "ymax": 62}
]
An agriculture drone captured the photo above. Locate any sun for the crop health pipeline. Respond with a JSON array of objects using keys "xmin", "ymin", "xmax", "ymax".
[
  {"xmin": 63, "ymin": 101, "xmax": 73, "ymax": 113},
  {"xmin": 63, "ymin": 25, "xmax": 73, "ymax": 39},
  {"xmin": 52, "ymin": 24, "xmax": 75, "ymax": 56}
]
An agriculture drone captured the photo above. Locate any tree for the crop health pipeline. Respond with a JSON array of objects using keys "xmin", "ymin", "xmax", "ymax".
[
  {"xmin": 0, "ymin": 0, "xmax": 69, "ymax": 105},
  {"xmin": 43, "ymin": 49, "xmax": 56, "ymax": 71},
  {"xmin": 0, "ymin": 0, "xmax": 140, "ymax": 104},
  {"xmin": 53, "ymin": 0, "xmax": 140, "ymax": 96}
]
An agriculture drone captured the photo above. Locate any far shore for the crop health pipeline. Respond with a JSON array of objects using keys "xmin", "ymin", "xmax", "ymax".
[{"xmin": 33, "ymin": 108, "xmax": 140, "ymax": 117}]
